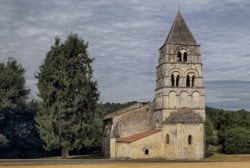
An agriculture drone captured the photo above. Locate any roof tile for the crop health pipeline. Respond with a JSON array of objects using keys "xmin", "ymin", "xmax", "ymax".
[
  {"xmin": 116, "ymin": 129, "xmax": 161, "ymax": 143},
  {"xmin": 165, "ymin": 11, "xmax": 197, "ymax": 45}
]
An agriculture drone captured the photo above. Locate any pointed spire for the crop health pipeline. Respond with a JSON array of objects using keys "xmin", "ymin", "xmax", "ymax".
[{"xmin": 165, "ymin": 11, "xmax": 197, "ymax": 45}]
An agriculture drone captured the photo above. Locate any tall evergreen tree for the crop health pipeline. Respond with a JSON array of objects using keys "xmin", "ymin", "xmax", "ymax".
[{"xmin": 36, "ymin": 34, "xmax": 99, "ymax": 158}]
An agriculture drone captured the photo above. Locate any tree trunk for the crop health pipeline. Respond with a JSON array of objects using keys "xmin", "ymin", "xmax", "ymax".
[{"xmin": 61, "ymin": 147, "xmax": 69, "ymax": 159}]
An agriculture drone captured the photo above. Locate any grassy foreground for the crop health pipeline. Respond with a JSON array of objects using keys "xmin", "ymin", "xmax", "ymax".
[
  {"xmin": 0, "ymin": 154, "xmax": 249, "ymax": 168},
  {"xmin": 0, "ymin": 162, "xmax": 250, "ymax": 168}
]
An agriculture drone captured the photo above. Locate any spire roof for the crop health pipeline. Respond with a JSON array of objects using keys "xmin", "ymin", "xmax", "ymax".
[{"xmin": 165, "ymin": 11, "xmax": 197, "ymax": 45}]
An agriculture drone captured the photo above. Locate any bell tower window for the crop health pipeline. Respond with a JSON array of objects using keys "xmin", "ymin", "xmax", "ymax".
[
  {"xmin": 183, "ymin": 52, "xmax": 187, "ymax": 62},
  {"xmin": 171, "ymin": 73, "xmax": 180, "ymax": 87},
  {"xmin": 176, "ymin": 75, "xmax": 179, "ymax": 87},
  {"xmin": 177, "ymin": 52, "xmax": 182, "ymax": 62},
  {"xmin": 192, "ymin": 76, "xmax": 195, "ymax": 87},
  {"xmin": 186, "ymin": 75, "xmax": 190, "ymax": 87},
  {"xmin": 171, "ymin": 74, "xmax": 175, "ymax": 87},
  {"xmin": 177, "ymin": 49, "xmax": 187, "ymax": 62},
  {"xmin": 186, "ymin": 74, "xmax": 195, "ymax": 88}
]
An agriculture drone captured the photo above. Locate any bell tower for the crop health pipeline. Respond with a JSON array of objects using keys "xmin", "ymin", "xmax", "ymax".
[{"xmin": 153, "ymin": 11, "xmax": 205, "ymax": 128}]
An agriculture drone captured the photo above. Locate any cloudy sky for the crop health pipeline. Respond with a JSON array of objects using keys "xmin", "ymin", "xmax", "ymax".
[{"xmin": 0, "ymin": 0, "xmax": 250, "ymax": 110}]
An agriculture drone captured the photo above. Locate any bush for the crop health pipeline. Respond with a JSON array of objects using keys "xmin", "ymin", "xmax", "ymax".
[{"xmin": 221, "ymin": 127, "xmax": 250, "ymax": 154}]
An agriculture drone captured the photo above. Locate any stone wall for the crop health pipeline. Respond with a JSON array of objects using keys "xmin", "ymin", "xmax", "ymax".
[
  {"xmin": 162, "ymin": 123, "xmax": 204, "ymax": 160},
  {"xmin": 110, "ymin": 104, "xmax": 154, "ymax": 138},
  {"xmin": 110, "ymin": 131, "xmax": 162, "ymax": 159},
  {"xmin": 110, "ymin": 123, "xmax": 204, "ymax": 160}
]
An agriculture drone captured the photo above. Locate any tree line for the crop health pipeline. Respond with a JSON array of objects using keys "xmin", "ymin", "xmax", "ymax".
[
  {"xmin": 206, "ymin": 107, "xmax": 250, "ymax": 154},
  {"xmin": 0, "ymin": 33, "xmax": 250, "ymax": 158}
]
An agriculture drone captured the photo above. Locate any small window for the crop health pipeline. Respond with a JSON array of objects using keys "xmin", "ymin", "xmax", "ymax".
[
  {"xmin": 166, "ymin": 134, "xmax": 170, "ymax": 144},
  {"xmin": 186, "ymin": 75, "xmax": 190, "ymax": 87},
  {"xmin": 177, "ymin": 52, "xmax": 182, "ymax": 62},
  {"xmin": 192, "ymin": 76, "xmax": 195, "ymax": 87},
  {"xmin": 176, "ymin": 75, "xmax": 179, "ymax": 87},
  {"xmin": 188, "ymin": 135, "xmax": 192, "ymax": 145},
  {"xmin": 145, "ymin": 149, "xmax": 149, "ymax": 155},
  {"xmin": 183, "ymin": 52, "xmax": 187, "ymax": 62},
  {"xmin": 171, "ymin": 74, "xmax": 175, "ymax": 87}
]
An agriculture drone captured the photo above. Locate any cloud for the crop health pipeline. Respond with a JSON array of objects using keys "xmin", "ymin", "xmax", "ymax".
[
  {"xmin": 205, "ymin": 80, "xmax": 250, "ymax": 110},
  {"xmin": 0, "ymin": 0, "xmax": 250, "ymax": 110}
]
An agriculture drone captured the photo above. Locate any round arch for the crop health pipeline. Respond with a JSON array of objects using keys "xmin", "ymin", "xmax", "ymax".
[
  {"xmin": 185, "ymin": 68, "xmax": 199, "ymax": 77},
  {"xmin": 168, "ymin": 68, "xmax": 183, "ymax": 76},
  {"xmin": 175, "ymin": 46, "xmax": 187, "ymax": 54}
]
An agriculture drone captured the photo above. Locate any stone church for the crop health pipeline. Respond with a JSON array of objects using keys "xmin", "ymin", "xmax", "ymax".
[{"xmin": 102, "ymin": 11, "xmax": 205, "ymax": 160}]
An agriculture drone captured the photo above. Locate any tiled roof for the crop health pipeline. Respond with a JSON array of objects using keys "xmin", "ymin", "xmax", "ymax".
[
  {"xmin": 165, "ymin": 11, "xmax": 197, "ymax": 45},
  {"xmin": 164, "ymin": 109, "xmax": 204, "ymax": 124},
  {"xmin": 116, "ymin": 129, "xmax": 161, "ymax": 143}
]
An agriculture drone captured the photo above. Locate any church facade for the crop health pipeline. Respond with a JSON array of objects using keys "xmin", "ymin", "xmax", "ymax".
[{"xmin": 102, "ymin": 11, "xmax": 206, "ymax": 160}]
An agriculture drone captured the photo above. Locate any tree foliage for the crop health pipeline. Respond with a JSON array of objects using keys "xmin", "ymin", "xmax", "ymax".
[
  {"xmin": 0, "ymin": 58, "xmax": 29, "ymax": 109},
  {"xmin": 206, "ymin": 106, "xmax": 250, "ymax": 153},
  {"xmin": 220, "ymin": 127, "xmax": 250, "ymax": 154},
  {"xmin": 205, "ymin": 119, "xmax": 217, "ymax": 147},
  {"xmin": 0, "ymin": 58, "xmax": 41, "ymax": 153},
  {"xmin": 92, "ymin": 101, "xmax": 139, "ymax": 146},
  {"xmin": 36, "ymin": 34, "xmax": 99, "ymax": 157}
]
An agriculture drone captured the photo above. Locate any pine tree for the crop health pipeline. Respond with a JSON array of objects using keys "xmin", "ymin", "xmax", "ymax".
[
  {"xmin": 0, "ymin": 58, "xmax": 29, "ymax": 109},
  {"xmin": 36, "ymin": 34, "xmax": 99, "ymax": 158}
]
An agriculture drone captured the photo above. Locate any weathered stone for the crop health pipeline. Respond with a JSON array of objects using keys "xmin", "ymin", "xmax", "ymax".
[{"xmin": 102, "ymin": 11, "xmax": 206, "ymax": 160}]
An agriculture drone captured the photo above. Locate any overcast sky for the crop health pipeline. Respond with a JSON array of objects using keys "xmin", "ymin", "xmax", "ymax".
[{"xmin": 0, "ymin": 0, "xmax": 250, "ymax": 110}]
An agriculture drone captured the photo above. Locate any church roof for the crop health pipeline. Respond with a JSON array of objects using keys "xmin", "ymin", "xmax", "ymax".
[
  {"xmin": 165, "ymin": 11, "xmax": 197, "ymax": 45},
  {"xmin": 164, "ymin": 109, "xmax": 204, "ymax": 124},
  {"xmin": 103, "ymin": 103, "xmax": 149, "ymax": 120},
  {"xmin": 116, "ymin": 129, "xmax": 161, "ymax": 143}
]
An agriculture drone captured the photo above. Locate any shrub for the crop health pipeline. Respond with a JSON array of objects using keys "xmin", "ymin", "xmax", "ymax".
[{"xmin": 222, "ymin": 127, "xmax": 250, "ymax": 154}]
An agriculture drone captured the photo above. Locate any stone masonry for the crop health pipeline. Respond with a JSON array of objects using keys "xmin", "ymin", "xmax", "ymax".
[{"xmin": 102, "ymin": 11, "xmax": 206, "ymax": 160}]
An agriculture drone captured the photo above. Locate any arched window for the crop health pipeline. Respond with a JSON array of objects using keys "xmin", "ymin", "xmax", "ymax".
[
  {"xmin": 176, "ymin": 75, "xmax": 179, "ymax": 87},
  {"xmin": 171, "ymin": 74, "xmax": 175, "ymax": 87},
  {"xmin": 183, "ymin": 52, "xmax": 187, "ymax": 62},
  {"xmin": 186, "ymin": 75, "xmax": 190, "ymax": 87},
  {"xmin": 177, "ymin": 52, "xmax": 182, "ymax": 62},
  {"xmin": 188, "ymin": 135, "xmax": 192, "ymax": 145},
  {"xmin": 177, "ymin": 49, "xmax": 187, "ymax": 62},
  {"xmin": 192, "ymin": 76, "xmax": 195, "ymax": 87},
  {"xmin": 166, "ymin": 134, "xmax": 170, "ymax": 144},
  {"xmin": 145, "ymin": 149, "xmax": 149, "ymax": 155}
]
